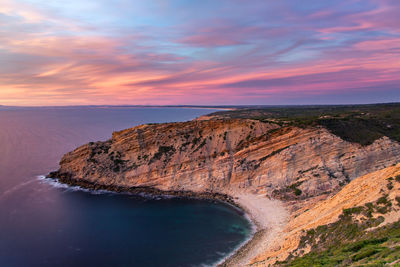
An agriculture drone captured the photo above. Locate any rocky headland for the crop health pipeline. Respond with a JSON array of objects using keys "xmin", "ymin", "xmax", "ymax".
[{"xmin": 48, "ymin": 107, "xmax": 400, "ymax": 266}]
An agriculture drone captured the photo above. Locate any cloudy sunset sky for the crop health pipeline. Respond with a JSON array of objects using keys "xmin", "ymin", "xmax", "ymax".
[{"xmin": 1, "ymin": 0, "xmax": 399, "ymax": 106}]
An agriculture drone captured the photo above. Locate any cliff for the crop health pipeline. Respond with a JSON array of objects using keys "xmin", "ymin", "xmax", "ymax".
[
  {"xmin": 50, "ymin": 118, "xmax": 400, "ymax": 201},
  {"xmin": 48, "ymin": 117, "xmax": 400, "ymax": 266}
]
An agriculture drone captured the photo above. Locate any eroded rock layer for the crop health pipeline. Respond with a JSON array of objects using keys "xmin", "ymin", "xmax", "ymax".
[
  {"xmin": 50, "ymin": 118, "xmax": 400, "ymax": 200},
  {"xmin": 251, "ymin": 163, "xmax": 400, "ymax": 266}
]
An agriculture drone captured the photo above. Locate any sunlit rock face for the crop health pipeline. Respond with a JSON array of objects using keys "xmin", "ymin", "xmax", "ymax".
[
  {"xmin": 51, "ymin": 118, "xmax": 400, "ymax": 200},
  {"xmin": 251, "ymin": 163, "xmax": 400, "ymax": 266}
]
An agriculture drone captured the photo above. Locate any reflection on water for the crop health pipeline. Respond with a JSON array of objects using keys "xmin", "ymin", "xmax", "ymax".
[{"xmin": 0, "ymin": 107, "xmax": 251, "ymax": 267}]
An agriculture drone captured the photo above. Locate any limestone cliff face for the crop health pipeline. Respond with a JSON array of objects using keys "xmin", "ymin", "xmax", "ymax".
[{"xmin": 51, "ymin": 118, "xmax": 400, "ymax": 199}]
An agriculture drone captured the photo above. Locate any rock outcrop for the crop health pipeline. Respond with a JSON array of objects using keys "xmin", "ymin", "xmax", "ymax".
[
  {"xmin": 50, "ymin": 118, "xmax": 400, "ymax": 201},
  {"xmin": 48, "ymin": 117, "xmax": 400, "ymax": 266}
]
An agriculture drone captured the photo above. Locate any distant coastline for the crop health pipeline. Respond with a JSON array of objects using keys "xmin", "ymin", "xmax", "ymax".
[
  {"xmin": 1, "ymin": 102, "xmax": 399, "ymax": 110},
  {"xmin": 0, "ymin": 105, "xmax": 235, "ymax": 110}
]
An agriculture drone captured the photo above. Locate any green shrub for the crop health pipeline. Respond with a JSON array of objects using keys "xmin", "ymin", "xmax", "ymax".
[
  {"xmin": 207, "ymin": 103, "xmax": 400, "ymax": 145},
  {"xmin": 377, "ymin": 195, "xmax": 389, "ymax": 205},
  {"xmin": 396, "ymin": 197, "xmax": 400, "ymax": 206},
  {"xmin": 343, "ymin": 206, "xmax": 363, "ymax": 216},
  {"xmin": 149, "ymin": 145, "xmax": 176, "ymax": 164},
  {"xmin": 294, "ymin": 188, "xmax": 302, "ymax": 196},
  {"xmin": 352, "ymin": 247, "xmax": 379, "ymax": 261},
  {"xmin": 387, "ymin": 181, "xmax": 394, "ymax": 190},
  {"xmin": 283, "ymin": 195, "xmax": 400, "ymax": 266}
]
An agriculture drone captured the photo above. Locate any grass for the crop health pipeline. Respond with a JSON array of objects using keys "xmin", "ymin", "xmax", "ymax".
[
  {"xmin": 285, "ymin": 222, "xmax": 400, "ymax": 267},
  {"xmin": 208, "ymin": 103, "xmax": 400, "ymax": 145},
  {"xmin": 279, "ymin": 191, "xmax": 400, "ymax": 266}
]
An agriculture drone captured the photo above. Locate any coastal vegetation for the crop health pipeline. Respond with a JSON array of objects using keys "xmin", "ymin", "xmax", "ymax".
[
  {"xmin": 150, "ymin": 145, "xmax": 176, "ymax": 164},
  {"xmin": 209, "ymin": 103, "xmax": 400, "ymax": 145},
  {"xmin": 277, "ymin": 177, "xmax": 400, "ymax": 266},
  {"xmin": 284, "ymin": 219, "xmax": 400, "ymax": 266}
]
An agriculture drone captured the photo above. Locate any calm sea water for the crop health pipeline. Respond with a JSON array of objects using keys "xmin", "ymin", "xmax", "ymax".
[{"xmin": 0, "ymin": 107, "xmax": 252, "ymax": 267}]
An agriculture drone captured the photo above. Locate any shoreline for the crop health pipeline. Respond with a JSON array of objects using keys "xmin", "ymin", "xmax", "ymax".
[
  {"xmin": 45, "ymin": 173, "xmax": 288, "ymax": 266},
  {"xmin": 220, "ymin": 193, "xmax": 288, "ymax": 266},
  {"xmin": 46, "ymin": 172, "xmax": 238, "ymax": 206}
]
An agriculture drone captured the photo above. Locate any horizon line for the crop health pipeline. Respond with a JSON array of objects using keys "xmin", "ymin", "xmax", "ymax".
[{"xmin": 1, "ymin": 102, "xmax": 399, "ymax": 109}]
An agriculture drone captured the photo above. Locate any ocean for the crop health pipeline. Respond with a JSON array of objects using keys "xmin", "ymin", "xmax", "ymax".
[{"xmin": 0, "ymin": 107, "xmax": 251, "ymax": 267}]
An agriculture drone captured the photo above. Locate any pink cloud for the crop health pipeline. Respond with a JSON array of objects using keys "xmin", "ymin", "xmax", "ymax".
[{"xmin": 0, "ymin": 0, "xmax": 399, "ymax": 105}]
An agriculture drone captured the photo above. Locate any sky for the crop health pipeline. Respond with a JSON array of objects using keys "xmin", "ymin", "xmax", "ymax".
[{"xmin": 0, "ymin": 0, "xmax": 399, "ymax": 106}]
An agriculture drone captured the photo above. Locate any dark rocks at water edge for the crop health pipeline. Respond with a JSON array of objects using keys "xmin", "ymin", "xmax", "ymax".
[{"xmin": 47, "ymin": 171, "xmax": 238, "ymax": 207}]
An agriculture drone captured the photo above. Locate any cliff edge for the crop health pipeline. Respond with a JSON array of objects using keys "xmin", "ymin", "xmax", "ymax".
[
  {"xmin": 50, "ymin": 119, "xmax": 399, "ymax": 200},
  {"xmin": 48, "ymin": 116, "xmax": 400, "ymax": 266}
]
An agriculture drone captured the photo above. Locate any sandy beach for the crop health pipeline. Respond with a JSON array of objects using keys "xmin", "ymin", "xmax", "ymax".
[{"xmin": 220, "ymin": 192, "xmax": 289, "ymax": 266}]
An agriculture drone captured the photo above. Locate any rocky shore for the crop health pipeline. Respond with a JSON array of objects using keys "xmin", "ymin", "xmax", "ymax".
[
  {"xmin": 47, "ymin": 171, "xmax": 237, "ymax": 206},
  {"xmin": 48, "ymin": 117, "xmax": 400, "ymax": 266}
]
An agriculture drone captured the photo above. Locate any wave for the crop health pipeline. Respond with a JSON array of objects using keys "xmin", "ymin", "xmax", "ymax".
[
  {"xmin": 194, "ymin": 220, "xmax": 256, "ymax": 267},
  {"xmin": 194, "ymin": 201, "xmax": 258, "ymax": 267},
  {"xmin": 209, "ymin": 206, "xmax": 257, "ymax": 267},
  {"xmin": 37, "ymin": 175, "xmax": 123, "ymax": 195},
  {"xmin": 36, "ymin": 175, "xmax": 174, "ymax": 200}
]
